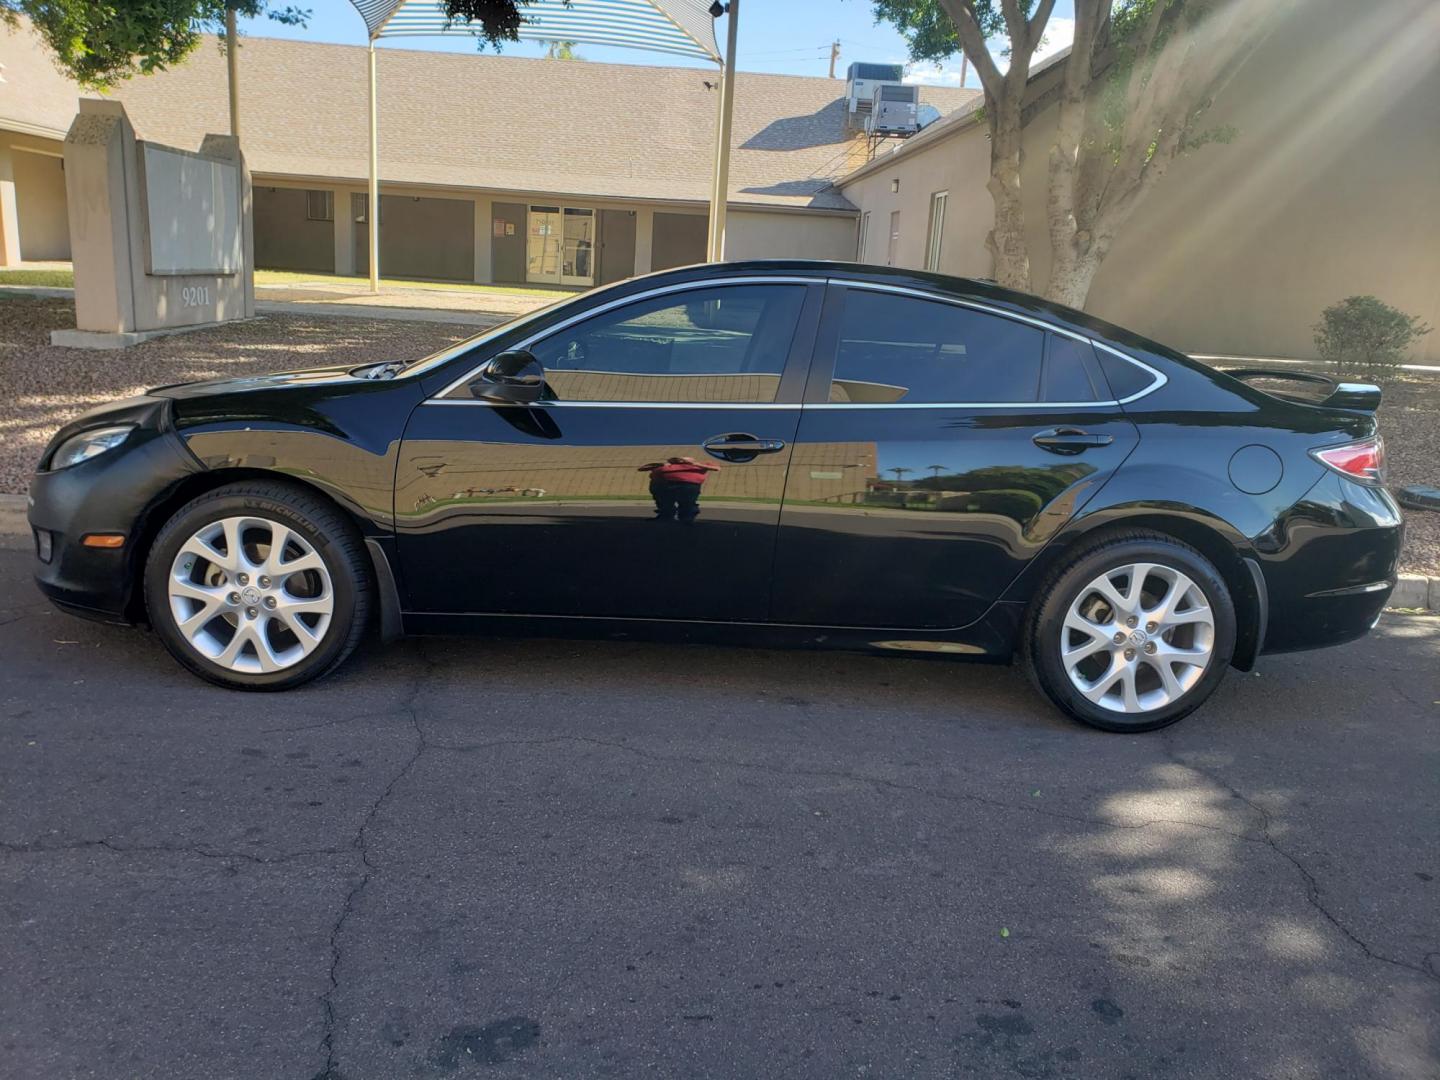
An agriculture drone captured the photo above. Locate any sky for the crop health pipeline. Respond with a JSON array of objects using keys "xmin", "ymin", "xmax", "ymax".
[{"xmin": 238, "ymin": 0, "xmax": 1076, "ymax": 87}]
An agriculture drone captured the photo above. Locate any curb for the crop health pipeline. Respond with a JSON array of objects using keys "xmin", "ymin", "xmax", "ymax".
[
  {"xmin": 0, "ymin": 493, "xmax": 28, "ymax": 544},
  {"xmin": 3, "ymin": 283, "xmax": 511, "ymax": 328},
  {"xmin": 1, "ymin": 492, "xmax": 1435, "ymax": 610},
  {"xmin": 1391, "ymin": 573, "xmax": 1437, "ymax": 613}
]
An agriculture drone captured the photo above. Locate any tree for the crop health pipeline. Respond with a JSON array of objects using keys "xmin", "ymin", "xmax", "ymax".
[
  {"xmin": 2, "ymin": 1, "xmax": 308, "ymax": 88},
  {"xmin": 544, "ymin": 39, "xmax": 581, "ymax": 60},
  {"xmin": 4, "ymin": 0, "xmax": 537, "ymax": 89},
  {"xmin": 872, "ymin": 0, "xmax": 1290, "ymax": 307}
]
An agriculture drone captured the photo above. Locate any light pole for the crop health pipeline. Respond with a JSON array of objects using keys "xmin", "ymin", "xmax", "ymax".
[
  {"xmin": 706, "ymin": 0, "xmax": 739, "ymax": 262},
  {"xmin": 225, "ymin": 2, "xmax": 240, "ymax": 138}
]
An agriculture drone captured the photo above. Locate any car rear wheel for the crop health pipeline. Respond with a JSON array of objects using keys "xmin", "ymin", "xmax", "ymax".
[
  {"xmin": 1023, "ymin": 533, "xmax": 1237, "ymax": 732},
  {"xmin": 144, "ymin": 481, "xmax": 371, "ymax": 690}
]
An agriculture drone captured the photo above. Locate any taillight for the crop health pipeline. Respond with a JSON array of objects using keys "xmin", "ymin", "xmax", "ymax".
[{"xmin": 1311, "ymin": 435, "xmax": 1385, "ymax": 484}]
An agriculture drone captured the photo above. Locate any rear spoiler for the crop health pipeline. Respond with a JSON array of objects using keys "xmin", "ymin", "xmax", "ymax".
[{"xmin": 1223, "ymin": 369, "xmax": 1382, "ymax": 413}]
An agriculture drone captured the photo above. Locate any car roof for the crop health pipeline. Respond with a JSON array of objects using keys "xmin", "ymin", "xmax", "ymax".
[{"xmin": 625, "ymin": 260, "xmax": 1189, "ymax": 365}]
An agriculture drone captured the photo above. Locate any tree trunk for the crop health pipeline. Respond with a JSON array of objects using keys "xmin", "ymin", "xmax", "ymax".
[
  {"xmin": 1044, "ymin": 247, "xmax": 1103, "ymax": 310},
  {"xmin": 985, "ymin": 99, "xmax": 1031, "ymax": 292}
]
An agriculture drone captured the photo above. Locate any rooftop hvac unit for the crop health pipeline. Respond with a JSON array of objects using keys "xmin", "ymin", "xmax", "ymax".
[
  {"xmin": 846, "ymin": 61, "xmax": 905, "ymax": 121},
  {"xmin": 868, "ymin": 83, "xmax": 920, "ymax": 135}
]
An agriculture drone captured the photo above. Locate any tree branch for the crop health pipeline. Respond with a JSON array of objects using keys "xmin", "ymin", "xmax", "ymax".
[{"xmin": 936, "ymin": 0, "xmax": 1005, "ymax": 100}]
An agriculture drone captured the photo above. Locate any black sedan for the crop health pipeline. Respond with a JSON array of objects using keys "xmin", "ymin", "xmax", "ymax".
[{"xmin": 28, "ymin": 262, "xmax": 1403, "ymax": 731}]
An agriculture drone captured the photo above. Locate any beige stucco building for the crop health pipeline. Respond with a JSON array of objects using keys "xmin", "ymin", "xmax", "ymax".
[
  {"xmin": 0, "ymin": 22, "xmax": 968, "ymax": 287},
  {"xmin": 2, "ymin": 0, "xmax": 1435, "ymax": 362},
  {"xmin": 839, "ymin": 0, "xmax": 1440, "ymax": 363}
]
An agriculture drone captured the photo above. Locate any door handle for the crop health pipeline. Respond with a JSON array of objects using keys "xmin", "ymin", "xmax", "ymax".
[
  {"xmin": 702, "ymin": 434, "xmax": 787, "ymax": 454},
  {"xmin": 1032, "ymin": 428, "xmax": 1114, "ymax": 455}
]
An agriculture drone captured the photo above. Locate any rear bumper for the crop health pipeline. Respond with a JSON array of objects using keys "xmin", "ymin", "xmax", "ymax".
[{"xmin": 1256, "ymin": 472, "xmax": 1403, "ymax": 655}]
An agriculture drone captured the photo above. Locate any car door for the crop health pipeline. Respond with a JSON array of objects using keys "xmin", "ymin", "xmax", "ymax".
[
  {"xmin": 770, "ymin": 283, "xmax": 1141, "ymax": 630},
  {"xmin": 396, "ymin": 278, "xmax": 823, "ymax": 621}
]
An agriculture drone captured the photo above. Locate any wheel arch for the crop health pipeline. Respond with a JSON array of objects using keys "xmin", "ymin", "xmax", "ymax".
[
  {"xmin": 1006, "ymin": 509, "xmax": 1265, "ymax": 671},
  {"xmin": 123, "ymin": 467, "xmax": 393, "ymax": 627}
]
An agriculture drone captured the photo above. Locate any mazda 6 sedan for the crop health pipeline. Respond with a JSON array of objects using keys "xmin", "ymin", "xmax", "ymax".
[{"xmin": 28, "ymin": 261, "xmax": 1403, "ymax": 731}]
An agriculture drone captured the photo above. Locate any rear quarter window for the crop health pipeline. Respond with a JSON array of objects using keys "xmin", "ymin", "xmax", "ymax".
[{"xmin": 1097, "ymin": 348, "xmax": 1158, "ymax": 401}]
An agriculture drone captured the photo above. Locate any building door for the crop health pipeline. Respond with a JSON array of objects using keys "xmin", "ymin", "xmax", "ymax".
[
  {"xmin": 598, "ymin": 209, "xmax": 637, "ymax": 285},
  {"xmin": 887, "ymin": 210, "xmax": 901, "ymax": 266},
  {"xmin": 527, "ymin": 205, "xmax": 595, "ymax": 286}
]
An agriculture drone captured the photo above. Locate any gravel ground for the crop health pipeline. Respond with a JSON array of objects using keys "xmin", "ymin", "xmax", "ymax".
[
  {"xmin": 0, "ymin": 296, "xmax": 472, "ymax": 494},
  {"xmin": 3, "ymin": 294, "xmax": 1436, "ymax": 575}
]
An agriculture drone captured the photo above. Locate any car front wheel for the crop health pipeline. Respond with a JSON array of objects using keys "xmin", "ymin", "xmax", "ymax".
[
  {"xmin": 144, "ymin": 481, "xmax": 371, "ymax": 690},
  {"xmin": 1024, "ymin": 533, "xmax": 1237, "ymax": 732}
]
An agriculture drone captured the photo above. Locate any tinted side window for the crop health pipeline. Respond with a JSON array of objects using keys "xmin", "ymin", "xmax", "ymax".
[
  {"xmin": 829, "ymin": 290, "xmax": 1043, "ymax": 404},
  {"xmin": 529, "ymin": 284, "xmax": 805, "ymax": 403},
  {"xmin": 1042, "ymin": 334, "xmax": 1105, "ymax": 403},
  {"xmin": 1097, "ymin": 348, "xmax": 1156, "ymax": 400}
]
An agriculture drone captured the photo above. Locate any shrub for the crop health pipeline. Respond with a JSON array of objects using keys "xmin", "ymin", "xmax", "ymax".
[{"xmin": 1313, "ymin": 295, "xmax": 1431, "ymax": 378}]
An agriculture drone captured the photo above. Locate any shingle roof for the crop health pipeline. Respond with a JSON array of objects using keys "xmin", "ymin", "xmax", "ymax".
[{"xmin": 0, "ymin": 22, "xmax": 976, "ymax": 211}]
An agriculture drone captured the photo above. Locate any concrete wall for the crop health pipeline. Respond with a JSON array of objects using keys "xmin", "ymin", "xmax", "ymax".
[
  {"xmin": 253, "ymin": 186, "xmax": 334, "ymax": 273},
  {"xmin": 11, "ymin": 145, "xmax": 70, "ymax": 260},
  {"xmin": 726, "ymin": 209, "xmax": 858, "ymax": 263},
  {"xmin": 840, "ymin": 0, "xmax": 1440, "ymax": 363}
]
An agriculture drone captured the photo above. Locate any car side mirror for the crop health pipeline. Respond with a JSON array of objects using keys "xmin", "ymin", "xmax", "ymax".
[{"xmin": 473, "ymin": 349, "xmax": 545, "ymax": 405}]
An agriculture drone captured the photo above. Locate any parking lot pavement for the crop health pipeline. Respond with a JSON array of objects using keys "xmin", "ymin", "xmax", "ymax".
[{"xmin": 1, "ymin": 542, "xmax": 1436, "ymax": 1080}]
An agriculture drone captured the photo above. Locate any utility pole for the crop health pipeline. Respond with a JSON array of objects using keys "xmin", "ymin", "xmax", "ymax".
[{"xmin": 828, "ymin": 39, "xmax": 840, "ymax": 79}]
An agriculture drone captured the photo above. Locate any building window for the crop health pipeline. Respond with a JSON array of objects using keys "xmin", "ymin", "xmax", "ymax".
[
  {"xmin": 924, "ymin": 191, "xmax": 948, "ymax": 272},
  {"xmin": 306, "ymin": 190, "xmax": 334, "ymax": 222},
  {"xmin": 857, "ymin": 211, "xmax": 870, "ymax": 262},
  {"xmin": 353, "ymin": 193, "xmax": 381, "ymax": 225}
]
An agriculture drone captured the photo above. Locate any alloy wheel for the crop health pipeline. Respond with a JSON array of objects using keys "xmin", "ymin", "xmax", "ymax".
[
  {"xmin": 1059, "ymin": 561, "xmax": 1216, "ymax": 714},
  {"xmin": 167, "ymin": 516, "xmax": 334, "ymax": 674}
]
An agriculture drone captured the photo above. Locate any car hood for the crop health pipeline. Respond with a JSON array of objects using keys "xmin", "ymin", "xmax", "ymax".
[{"xmin": 147, "ymin": 364, "xmax": 365, "ymax": 400}]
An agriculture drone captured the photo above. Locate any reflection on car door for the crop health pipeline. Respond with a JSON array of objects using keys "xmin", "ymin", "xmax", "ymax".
[
  {"xmin": 396, "ymin": 280, "xmax": 822, "ymax": 621},
  {"xmin": 771, "ymin": 285, "xmax": 1140, "ymax": 630}
]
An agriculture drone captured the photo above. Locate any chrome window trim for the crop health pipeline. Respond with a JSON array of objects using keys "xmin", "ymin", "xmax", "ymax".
[
  {"xmin": 424, "ymin": 273, "xmax": 1169, "ymax": 409},
  {"xmin": 424, "ymin": 400, "xmax": 804, "ymax": 410},
  {"xmin": 429, "ymin": 276, "xmax": 825, "ymax": 402}
]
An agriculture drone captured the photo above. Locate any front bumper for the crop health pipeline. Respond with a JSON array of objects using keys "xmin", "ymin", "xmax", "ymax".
[
  {"xmin": 1256, "ymin": 471, "xmax": 1403, "ymax": 654},
  {"xmin": 29, "ymin": 402, "xmax": 203, "ymax": 623}
]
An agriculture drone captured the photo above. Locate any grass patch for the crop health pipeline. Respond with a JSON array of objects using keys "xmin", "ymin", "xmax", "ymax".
[
  {"xmin": 254, "ymin": 269, "xmax": 573, "ymax": 299},
  {"xmin": 0, "ymin": 266, "xmax": 572, "ymax": 301},
  {"xmin": 0, "ymin": 268, "xmax": 74, "ymax": 287}
]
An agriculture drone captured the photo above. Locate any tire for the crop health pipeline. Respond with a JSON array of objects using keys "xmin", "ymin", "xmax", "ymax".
[
  {"xmin": 1022, "ymin": 531, "xmax": 1237, "ymax": 732},
  {"xmin": 144, "ymin": 481, "xmax": 372, "ymax": 691}
]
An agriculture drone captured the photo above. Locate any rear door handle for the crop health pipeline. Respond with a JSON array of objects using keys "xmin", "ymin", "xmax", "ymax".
[{"xmin": 1032, "ymin": 428, "xmax": 1114, "ymax": 455}]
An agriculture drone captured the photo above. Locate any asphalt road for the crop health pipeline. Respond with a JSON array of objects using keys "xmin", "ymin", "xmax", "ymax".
[{"xmin": 1, "ymin": 542, "xmax": 1437, "ymax": 1080}]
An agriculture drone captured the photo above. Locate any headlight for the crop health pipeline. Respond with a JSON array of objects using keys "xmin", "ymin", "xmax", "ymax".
[{"xmin": 49, "ymin": 425, "xmax": 135, "ymax": 470}]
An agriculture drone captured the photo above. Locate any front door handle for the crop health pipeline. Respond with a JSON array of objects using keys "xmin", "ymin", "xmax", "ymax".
[
  {"xmin": 1032, "ymin": 428, "xmax": 1114, "ymax": 455},
  {"xmin": 703, "ymin": 434, "xmax": 786, "ymax": 453},
  {"xmin": 702, "ymin": 433, "xmax": 787, "ymax": 462}
]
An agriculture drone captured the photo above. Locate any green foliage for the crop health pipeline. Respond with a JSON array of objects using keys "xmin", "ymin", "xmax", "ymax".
[
  {"xmin": 443, "ymin": 0, "xmax": 557, "ymax": 48},
  {"xmin": 1313, "ymin": 296, "xmax": 1432, "ymax": 378},
  {"xmin": 2, "ymin": 0, "xmax": 308, "ymax": 88}
]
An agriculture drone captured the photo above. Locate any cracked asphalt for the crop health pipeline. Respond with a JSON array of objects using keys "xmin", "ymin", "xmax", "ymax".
[{"xmin": 1, "ymin": 542, "xmax": 1437, "ymax": 1080}]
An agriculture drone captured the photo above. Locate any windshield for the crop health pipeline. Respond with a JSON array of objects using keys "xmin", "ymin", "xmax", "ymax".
[
  {"xmin": 398, "ymin": 277, "xmax": 655, "ymax": 379},
  {"xmin": 395, "ymin": 292, "xmax": 580, "ymax": 379}
]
